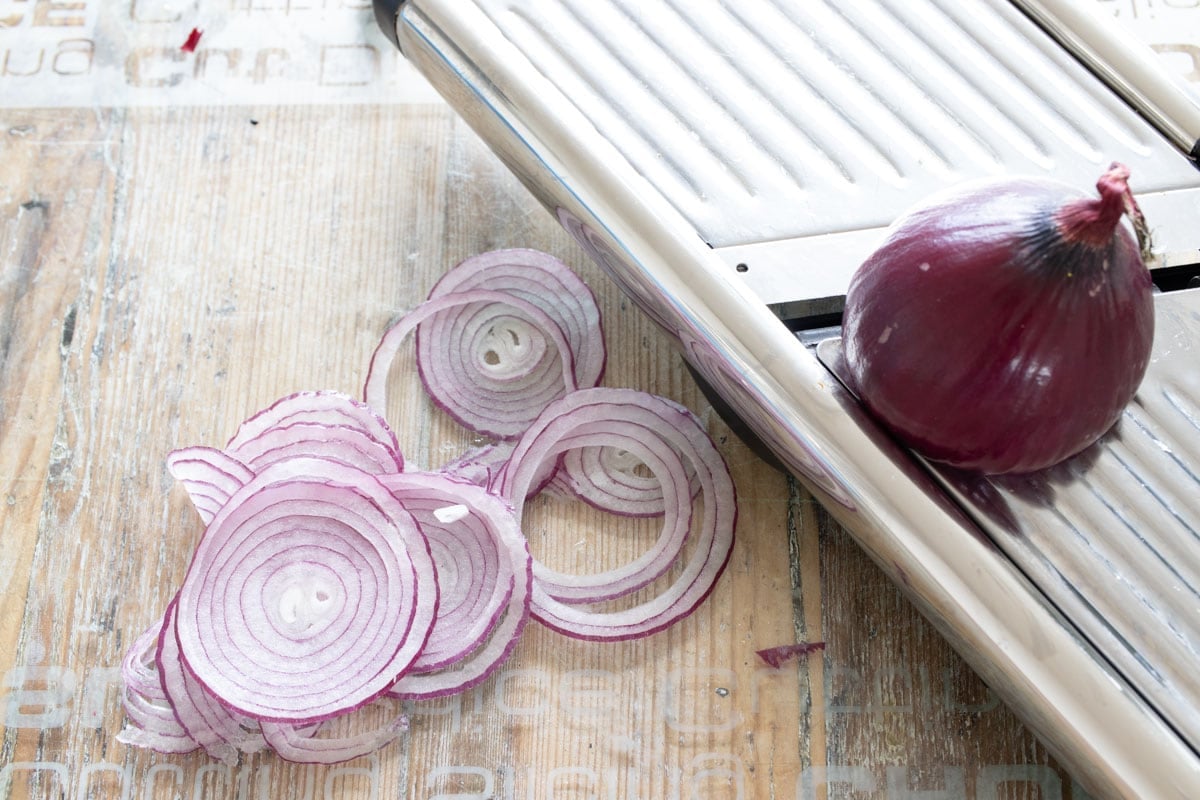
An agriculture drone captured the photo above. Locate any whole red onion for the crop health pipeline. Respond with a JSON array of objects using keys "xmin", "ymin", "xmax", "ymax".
[{"xmin": 842, "ymin": 163, "xmax": 1155, "ymax": 475}]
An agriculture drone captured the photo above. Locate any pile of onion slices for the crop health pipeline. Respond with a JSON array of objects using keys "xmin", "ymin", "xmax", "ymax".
[{"xmin": 118, "ymin": 249, "xmax": 737, "ymax": 764}]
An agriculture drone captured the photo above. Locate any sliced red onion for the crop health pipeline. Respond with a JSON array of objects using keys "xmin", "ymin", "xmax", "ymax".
[
  {"xmin": 166, "ymin": 447, "xmax": 253, "ymax": 526},
  {"xmin": 122, "ymin": 249, "xmax": 740, "ymax": 765},
  {"xmin": 385, "ymin": 562, "xmax": 530, "ymax": 701},
  {"xmin": 225, "ymin": 391, "xmax": 403, "ymax": 475},
  {"xmin": 376, "ymin": 473, "xmax": 517, "ymax": 672},
  {"xmin": 553, "ymin": 395, "xmax": 702, "ymax": 517},
  {"xmin": 227, "ymin": 391, "xmax": 403, "ymax": 469},
  {"xmin": 228, "ymin": 422, "xmax": 404, "ymax": 475},
  {"xmin": 554, "ymin": 442, "xmax": 701, "ymax": 518},
  {"xmin": 418, "ymin": 249, "xmax": 605, "ymax": 427},
  {"xmin": 383, "ymin": 473, "xmax": 532, "ymax": 700},
  {"xmin": 509, "ymin": 422, "xmax": 693, "ymax": 604},
  {"xmin": 157, "ymin": 599, "xmax": 265, "ymax": 764},
  {"xmin": 260, "ymin": 700, "xmax": 408, "ymax": 764},
  {"xmin": 116, "ymin": 617, "xmax": 198, "ymax": 755},
  {"xmin": 365, "ymin": 291, "xmax": 580, "ymax": 442},
  {"xmin": 437, "ymin": 442, "xmax": 515, "ymax": 488},
  {"xmin": 173, "ymin": 456, "xmax": 438, "ymax": 723},
  {"xmin": 496, "ymin": 388, "xmax": 736, "ymax": 639}
]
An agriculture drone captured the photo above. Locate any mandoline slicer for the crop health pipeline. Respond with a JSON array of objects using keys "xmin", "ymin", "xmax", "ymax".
[{"xmin": 373, "ymin": 0, "xmax": 1200, "ymax": 795}]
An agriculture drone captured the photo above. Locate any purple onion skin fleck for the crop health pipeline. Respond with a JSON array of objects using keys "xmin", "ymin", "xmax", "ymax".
[{"xmin": 842, "ymin": 165, "xmax": 1155, "ymax": 475}]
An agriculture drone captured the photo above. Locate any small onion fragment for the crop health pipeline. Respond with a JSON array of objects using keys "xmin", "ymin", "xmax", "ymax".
[
  {"xmin": 229, "ymin": 421, "xmax": 405, "ymax": 475},
  {"xmin": 437, "ymin": 442, "xmax": 516, "ymax": 488},
  {"xmin": 755, "ymin": 641, "xmax": 826, "ymax": 669},
  {"xmin": 173, "ymin": 456, "xmax": 437, "ymax": 723}
]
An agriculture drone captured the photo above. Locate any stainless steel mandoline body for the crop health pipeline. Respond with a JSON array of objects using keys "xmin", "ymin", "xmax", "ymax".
[{"xmin": 373, "ymin": 0, "xmax": 1200, "ymax": 795}]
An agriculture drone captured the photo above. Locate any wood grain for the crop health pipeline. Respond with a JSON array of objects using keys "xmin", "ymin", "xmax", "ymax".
[{"xmin": 1, "ymin": 103, "xmax": 1087, "ymax": 799}]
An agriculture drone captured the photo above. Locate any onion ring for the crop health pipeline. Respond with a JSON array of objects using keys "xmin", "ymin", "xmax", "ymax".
[
  {"xmin": 513, "ymin": 423, "xmax": 693, "ymax": 604},
  {"xmin": 157, "ymin": 598, "xmax": 265, "ymax": 764},
  {"xmin": 173, "ymin": 456, "xmax": 437, "ymax": 723},
  {"xmin": 229, "ymin": 421, "xmax": 404, "ymax": 475},
  {"xmin": 228, "ymin": 391, "xmax": 401, "ymax": 463},
  {"xmin": 417, "ymin": 249, "xmax": 605, "ymax": 437},
  {"xmin": 383, "ymin": 473, "xmax": 532, "ymax": 700},
  {"xmin": 365, "ymin": 291, "xmax": 579, "ymax": 442},
  {"xmin": 496, "ymin": 388, "xmax": 736, "ymax": 640},
  {"xmin": 166, "ymin": 447, "xmax": 254, "ymax": 526},
  {"xmin": 375, "ymin": 473, "xmax": 517, "ymax": 672},
  {"xmin": 226, "ymin": 391, "xmax": 403, "ymax": 474},
  {"xmin": 260, "ymin": 699, "xmax": 408, "ymax": 764},
  {"xmin": 115, "ymin": 616, "xmax": 199, "ymax": 755},
  {"xmin": 555, "ymin": 440, "xmax": 701, "ymax": 518}
]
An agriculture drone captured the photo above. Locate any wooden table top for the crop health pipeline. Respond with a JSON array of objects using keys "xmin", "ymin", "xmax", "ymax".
[{"xmin": 2, "ymin": 2, "xmax": 1197, "ymax": 798}]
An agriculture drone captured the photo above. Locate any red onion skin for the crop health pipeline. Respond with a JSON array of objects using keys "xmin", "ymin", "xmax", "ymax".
[{"xmin": 842, "ymin": 165, "xmax": 1155, "ymax": 475}]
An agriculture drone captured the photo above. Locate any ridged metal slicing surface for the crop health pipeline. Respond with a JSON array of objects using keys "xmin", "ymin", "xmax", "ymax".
[
  {"xmin": 471, "ymin": 0, "xmax": 1180, "ymax": 247},
  {"xmin": 815, "ymin": 290, "xmax": 1200, "ymax": 748},
  {"xmin": 941, "ymin": 291, "xmax": 1200, "ymax": 747}
]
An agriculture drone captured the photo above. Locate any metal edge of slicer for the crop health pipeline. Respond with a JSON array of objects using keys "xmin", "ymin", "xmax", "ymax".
[{"xmin": 373, "ymin": 0, "xmax": 1200, "ymax": 796}]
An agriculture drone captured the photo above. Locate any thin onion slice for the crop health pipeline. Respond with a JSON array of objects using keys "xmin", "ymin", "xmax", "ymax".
[
  {"xmin": 260, "ymin": 698, "xmax": 408, "ymax": 764},
  {"xmin": 116, "ymin": 617, "xmax": 199, "ymax": 755},
  {"xmin": 225, "ymin": 391, "xmax": 403, "ymax": 474},
  {"xmin": 385, "ymin": 561, "xmax": 530, "ymax": 701},
  {"xmin": 550, "ymin": 396, "xmax": 701, "ymax": 517},
  {"xmin": 383, "ymin": 474, "xmax": 532, "ymax": 700},
  {"xmin": 416, "ymin": 249, "xmax": 605, "ymax": 440},
  {"xmin": 423, "ymin": 249, "xmax": 604, "ymax": 387},
  {"xmin": 228, "ymin": 421, "xmax": 404, "ymax": 475},
  {"xmin": 496, "ymin": 388, "xmax": 736, "ymax": 640},
  {"xmin": 157, "ymin": 599, "xmax": 266, "ymax": 764},
  {"xmin": 166, "ymin": 447, "xmax": 254, "ymax": 526},
  {"xmin": 512, "ymin": 422, "xmax": 694, "ymax": 604},
  {"xmin": 365, "ymin": 291, "xmax": 579, "ymax": 442},
  {"xmin": 223, "ymin": 388, "xmax": 396, "ymax": 462},
  {"xmin": 554, "ymin": 441, "xmax": 701, "ymax": 518},
  {"xmin": 121, "ymin": 248, "xmax": 741, "ymax": 765},
  {"xmin": 173, "ymin": 456, "xmax": 438, "ymax": 723},
  {"xmin": 376, "ymin": 472, "xmax": 518, "ymax": 673},
  {"xmin": 756, "ymin": 641, "xmax": 826, "ymax": 669}
]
